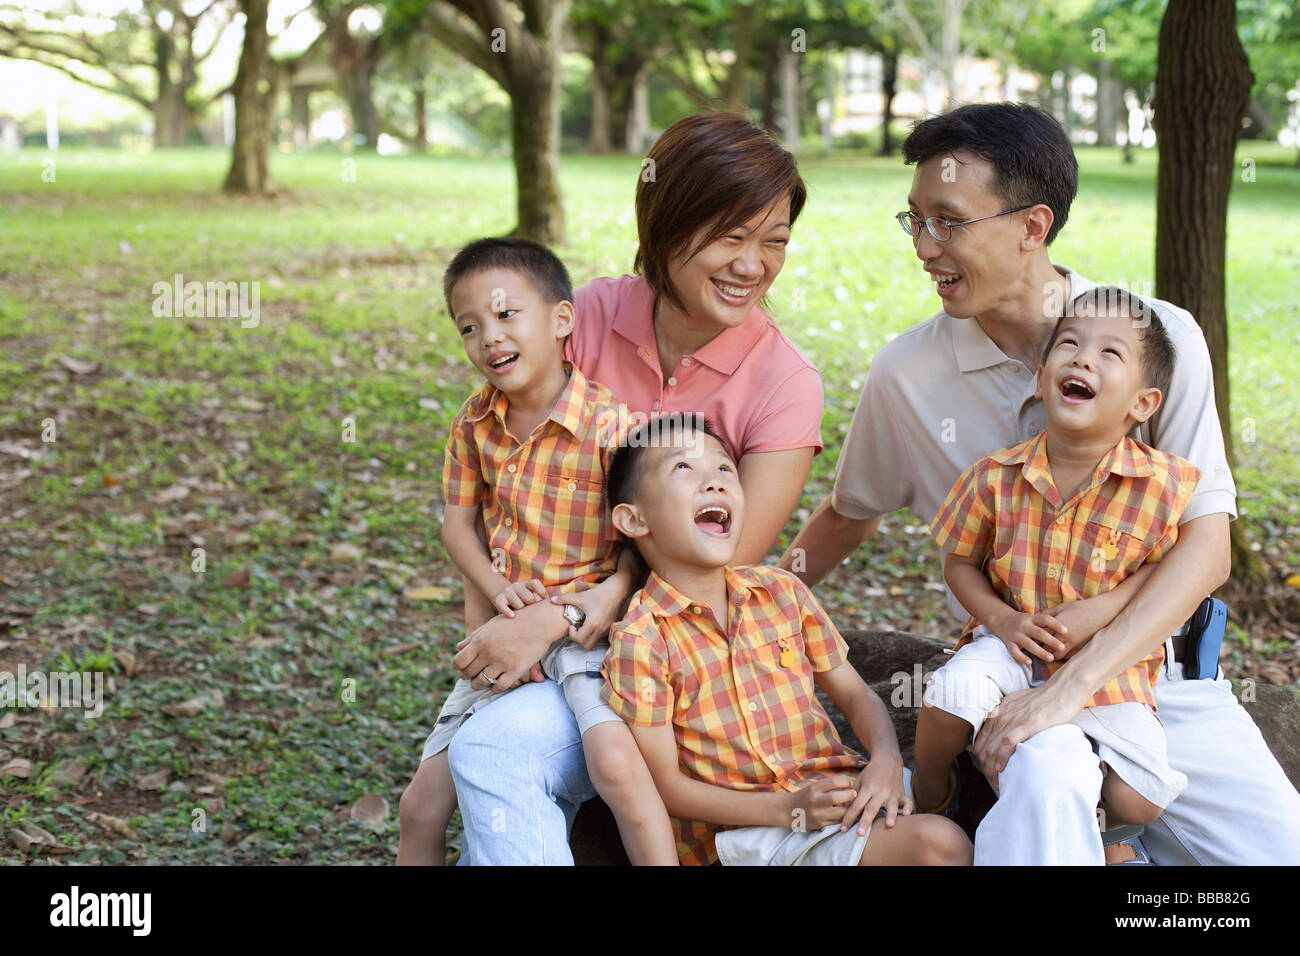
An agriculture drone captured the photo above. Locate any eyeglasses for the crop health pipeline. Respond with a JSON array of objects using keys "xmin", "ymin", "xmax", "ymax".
[{"xmin": 895, "ymin": 205, "xmax": 1035, "ymax": 242}]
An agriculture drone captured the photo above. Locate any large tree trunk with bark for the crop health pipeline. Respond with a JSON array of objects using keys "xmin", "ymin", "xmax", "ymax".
[
  {"xmin": 413, "ymin": 85, "xmax": 427, "ymax": 149},
  {"xmin": 224, "ymin": 0, "xmax": 274, "ymax": 194},
  {"xmin": 1152, "ymin": 0, "xmax": 1258, "ymax": 581},
  {"xmin": 779, "ymin": 48, "xmax": 800, "ymax": 150},
  {"xmin": 586, "ymin": 21, "xmax": 613, "ymax": 152},
  {"xmin": 878, "ymin": 49, "xmax": 897, "ymax": 156}
]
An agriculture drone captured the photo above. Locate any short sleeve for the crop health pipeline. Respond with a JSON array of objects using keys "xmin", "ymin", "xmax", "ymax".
[
  {"xmin": 442, "ymin": 408, "xmax": 484, "ymax": 507},
  {"xmin": 830, "ymin": 368, "xmax": 914, "ymax": 520},
  {"xmin": 787, "ymin": 573, "xmax": 849, "ymax": 673},
  {"xmin": 569, "ymin": 277, "xmax": 617, "ymax": 378},
  {"xmin": 741, "ymin": 365, "xmax": 824, "ymax": 455},
  {"xmin": 1142, "ymin": 306, "xmax": 1237, "ymax": 522},
  {"xmin": 1146, "ymin": 457, "xmax": 1202, "ymax": 564},
  {"xmin": 601, "ymin": 621, "xmax": 673, "ymax": 726},
  {"xmin": 929, "ymin": 461, "xmax": 994, "ymax": 558}
]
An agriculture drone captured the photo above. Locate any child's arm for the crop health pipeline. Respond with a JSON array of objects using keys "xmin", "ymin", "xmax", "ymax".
[
  {"xmin": 815, "ymin": 662, "xmax": 910, "ymax": 835},
  {"xmin": 626, "ymin": 721, "xmax": 857, "ymax": 832},
  {"xmin": 944, "ymin": 551, "xmax": 1068, "ymax": 666},
  {"xmin": 1044, "ymin": 564, "xmax": 1156, "ymax": 659},
  {"xmin": 442, "ymin": 504, "xmax": 546, "ymax": 618}
]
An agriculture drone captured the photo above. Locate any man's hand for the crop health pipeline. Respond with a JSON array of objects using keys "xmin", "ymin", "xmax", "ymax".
[
  {"xmin": 549, "ymin": 577, "xmax": 626, "ymax": 650},
  {"xmin": 454, "ymin": 600, "xmax": 567, "ymax": 691},
  {"xmin": 492, "ymin": 578, "xmax": 548, "ymax": 618},
  {"xmin": 841, "ymin": 753, "xmax": 913, "ymax": 836},
  {"xmin": 788, "ymin": 775, "xmax": 859, "ymax": 830},
  {"xmin": 973, "ymin": 682, "xmax": 1084, "ymax": 788},
  {"xmin": 988, "ymin": 610, "xmax": 1067, "ymax": 666}
]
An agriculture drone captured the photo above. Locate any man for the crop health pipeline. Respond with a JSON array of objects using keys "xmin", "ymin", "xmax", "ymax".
[{"xmin": 781, "ymin": 102, "xmax": 1300, "ymax": 865}]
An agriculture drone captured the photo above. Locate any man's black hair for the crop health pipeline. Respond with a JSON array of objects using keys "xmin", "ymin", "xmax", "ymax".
[
  {"xmin": 442, "ymin": 236, "xmax": 573, "ymax": 317},
  {"xmin": 901, "ymin": 102, "xmax": 1079, "ymax": 245},
  {"xmin": 1043, "ymin": 286, "xmax": 1176, "ymax": 398},
  {"xmin": 607, "ymin": 413, "xmax": 730, "ymax": 517}
]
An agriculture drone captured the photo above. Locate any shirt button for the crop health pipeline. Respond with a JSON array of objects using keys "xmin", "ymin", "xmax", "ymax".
[
  {"xmin": 667, "ymin": 376, "xmax": 677, "ymax": 387},
  {"xmin": 504, "ymin": 516, "xmax": 513, "ymax": 527},
  {"xmin": 567, "ymin": 481, "xmax": 577, "ymax": 491},
  {"xmin": 508, "ymin": 464, "xmax": 517, "ymax": 473},
  {"xmin": 1047, "ymin": 566, "xmax": 1057, "ymax": 578},
  {"xmin": 692, "ymin": 605, "xmax": 702, "ymax": 614},
  {"xmin": 1056, "ymin": 515, "xmax": 1064, "ymax": 525},
  {"xmin": 681, "ymin": 357, "xmax": 692, "ymax": 366},
  {"xmin": 747, "ymin": 701, "xmax": 758, "ymax": 713}
]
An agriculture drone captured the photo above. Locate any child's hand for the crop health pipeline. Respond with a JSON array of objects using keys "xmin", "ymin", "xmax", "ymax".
[
  {"xmin": 492, "ymin": 579, "xmax": 548, "ymax": 618},
  {"xmin": 550, "ymin": 578, "xmax": 625, "ymax": 649},
  {"xmin": 787, "ymin": 775, "xmax": 859, "ymax": 831},
  {"xmin": 990, "ymin": 610, "xmax": 1067, "ymax": 666},
  {"xmin": 840, "ymin": 753, "xmax": 913, "ymax": 836},
  {"xmin": 1040, "ymin": 599, "xmax": 1107, "ymax": 659}
]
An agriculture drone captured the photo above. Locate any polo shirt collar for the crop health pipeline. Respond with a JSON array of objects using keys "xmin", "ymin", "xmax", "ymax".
[
  {"xmin": 612, "ymin": 277, "xmax": 767, "ymax": 376},
  {"xmin": 463, "ymin": 361, "xmax": 589, "ymax": 439}
]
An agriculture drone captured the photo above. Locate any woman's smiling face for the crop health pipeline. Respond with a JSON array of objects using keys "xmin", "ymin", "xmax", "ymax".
[{"xmin": 663, "ymin": 195, "xmax": 791, "ymax": 331}]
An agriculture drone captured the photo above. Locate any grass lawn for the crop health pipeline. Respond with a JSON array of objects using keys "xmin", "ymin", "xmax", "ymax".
[{"xmin": 0, "ymin": 143, "xmax": 1297, "ymax": 864}]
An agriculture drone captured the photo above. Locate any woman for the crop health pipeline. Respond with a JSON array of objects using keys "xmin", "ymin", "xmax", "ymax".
[{"xmin": 443, "ymin": 112, "xmax": 823, "ymax": 864}]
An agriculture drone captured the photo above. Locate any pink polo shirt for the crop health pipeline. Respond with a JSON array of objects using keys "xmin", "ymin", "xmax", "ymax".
[{"xmin": 568, "ymin": 274, "xmax": 823, "ymax": 461}]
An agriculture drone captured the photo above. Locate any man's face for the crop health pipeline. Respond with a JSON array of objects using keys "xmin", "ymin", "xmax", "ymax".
[
  {"xmin": 905, "ymin": 150, "xmax": 1030, "ymax": 320},
  {"xmin": 449, "ymin": 267, "xmax": 571, "ymax": 394},
  {"xmin": 619, "ymin": 429, "xmax": 744, "ymax": 572},
  {"xmin": 1037, "ymin": 309, "xmax": 1158, "ymax": 440}
]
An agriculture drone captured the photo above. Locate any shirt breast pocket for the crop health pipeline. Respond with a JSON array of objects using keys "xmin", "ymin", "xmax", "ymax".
[
  {"xmin": 542, "ymin": 471, "xmax": 606, "ymax": 516},
  {"xmin": 745, "ymin": 624, "xmax": 805, "ymax": 678},
  {"xmin": 1079, "ymin": 516, "xmax": 1152, "ymax": 596}
]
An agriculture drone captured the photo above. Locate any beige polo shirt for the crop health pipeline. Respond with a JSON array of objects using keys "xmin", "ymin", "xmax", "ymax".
[{"xmin": 830, "ymin": 265, "xmax": 1237, "ymax": 621}]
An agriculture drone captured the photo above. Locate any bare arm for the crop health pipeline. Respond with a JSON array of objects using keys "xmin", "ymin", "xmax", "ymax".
[
  {"xmin": 975, "ymin": 513, "xmax": 1231, "ymax": 775},
  {"xmin": 778, "ymin": 496, "xmax": 881, "ymax": 587},
  {"xmin": 734, "ymin": 447, "xmax": 817, "ymax": 565},
  {"xmin": 442, "ymin": 504, "xmax": 510, "ymax": 608},
  {"xmin": 627, "ymin": 721, "xmax": 799, "ymax": 829},
  {"xmin": 945, "ymin": 552, "xmax": 1066, "ymax": 665}
]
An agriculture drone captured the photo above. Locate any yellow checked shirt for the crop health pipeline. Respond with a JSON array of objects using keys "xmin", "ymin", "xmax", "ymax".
[
  {"xmin": 442, "ymin": 363, "xmax": 625, "ymax": 592},
  {"xmin": 930, "ymin": 431, "xmax": 1200, "ymax": 710},
  {"xmin": 602, "ymin": 565, "xmax": 866, "ymax": 866}
]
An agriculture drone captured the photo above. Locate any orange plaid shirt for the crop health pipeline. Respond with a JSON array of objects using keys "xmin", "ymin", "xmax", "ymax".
[
  {"xmin": 930, "ymin": 431, "xmax": 1200, "ymax": 710},
  {"xmin": 442, "ymin": 363, "xmax": 625, "ymax": 592},
  {"xmin": 602, "ymin": 565, "xmax": 865, "ymax": 866}
]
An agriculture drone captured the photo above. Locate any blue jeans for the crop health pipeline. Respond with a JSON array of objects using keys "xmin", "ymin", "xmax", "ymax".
[{"xmin": 447, "ymin": 679, "xmax": 596, "ymax": 865}]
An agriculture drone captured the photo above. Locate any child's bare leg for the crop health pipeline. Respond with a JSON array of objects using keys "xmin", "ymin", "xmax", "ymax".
[
  {"xmin": 913, "ymin": 703, "xmax": 973, "ymax": 811},
  {"xmin": 1100, "ymin": 772, "xmax": 1164, "ymax": 827},
  {"xmin": 397, "ymin": 752, "xmax": 458, "ymax": 866},
  {"xmin": 857, "ymin": 813, "xmax": 973, "ymax": 865},
  {"xmin": 582, "ymin": 720, "xmax": 678, "ymax": 865}
]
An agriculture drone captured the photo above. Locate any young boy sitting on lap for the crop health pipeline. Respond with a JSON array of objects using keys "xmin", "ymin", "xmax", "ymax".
[
  {"xmin": 396, "ymin": 237, "xmax": 676, "ymax": 866},
  {"xmin": 913, "ymin": 289, "xmax": 1200, "ymax": 835},
  {"xmin": 601, "ymin": 413, "xmax": 972, "ymax": 866}
]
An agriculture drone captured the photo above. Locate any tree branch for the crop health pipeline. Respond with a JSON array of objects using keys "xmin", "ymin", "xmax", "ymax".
[{"xmin": 428, "ymin": 2, "xmax": 509, "ymax": 88}]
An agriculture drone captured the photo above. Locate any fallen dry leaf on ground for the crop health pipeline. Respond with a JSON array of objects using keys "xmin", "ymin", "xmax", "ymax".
[{"xmin": 349, "ymin": 794, "xmax": 389, "ymax": 824}]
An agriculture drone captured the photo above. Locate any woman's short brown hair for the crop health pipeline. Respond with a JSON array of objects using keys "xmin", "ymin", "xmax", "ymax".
[{"xmin": 634, "ymin": 112, "xmax": 806, "ymax": 314}]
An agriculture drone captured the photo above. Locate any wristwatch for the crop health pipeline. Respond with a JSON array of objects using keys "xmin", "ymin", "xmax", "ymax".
[{"xmin": 561, "ymin": 604, "xmax": 587, "ymax": 630}]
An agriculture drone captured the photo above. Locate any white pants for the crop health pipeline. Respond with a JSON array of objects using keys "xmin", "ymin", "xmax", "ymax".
[{"xmin": 975, "ymin": 659, "xmax": 1300, "ymax": 865}]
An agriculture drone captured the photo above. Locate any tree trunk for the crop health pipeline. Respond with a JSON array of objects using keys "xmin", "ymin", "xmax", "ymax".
[
  {"xmin": 1151, "ymin": 0, "xmax": 1258, "ymax": 581},
  {"xmin": 722, "ymin": 4, "xmax": 758, "ymax": 111},
  {"xmin": 506, "ymin": 2, "xmax": 569, "ymax": 244},
  {"xmin": 587, "ymin": 22, "xmax": 613, "ymax": 152},
  {"xmin": 414, "ymin": 85, "xmax": 427, "ymax": 149},
  {"xmin": 1096, "ymin": 59, "xmax": 1116, "ymax": 146},
  {"xmin": 878, "ymin": 49, "xmax": 897, "ymax": 156},
  {"xmin": 626, "ymin": 65, "xmax": 650, "ymax": 154},
  {"xmin": 291, "ymin": 86, "xmax": 310, "ymax": 148},
  {"xmin": 760, "ymin": 44, "xmax": 778, "ymax": 133},
  {"xmin": 153, "ymin": 27, "xmax": 177, "ymax": 147},
  {"xmin": 223, "ymin": 0, "xmax": 273, "ymax": 194},
  {"xmin": 779, "ymin": 48, "xmax": 800, "ymax": 150}
]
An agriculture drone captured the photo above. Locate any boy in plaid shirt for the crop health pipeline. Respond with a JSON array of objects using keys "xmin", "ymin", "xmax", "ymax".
[
  {"xmin": 913, "ymin": 290, "xmax": 1200, "ymax": 834},
  {"xmin": 396, "ymin": 238, "xmax": 676, "ymax": 866},
  {"xmin": 602, "ymin": 413, "xmax": 972, "ymax": 865}
]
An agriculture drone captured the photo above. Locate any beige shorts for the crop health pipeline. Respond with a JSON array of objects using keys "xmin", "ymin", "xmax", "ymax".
[
  {"xmin": 421, "ymin": 637, "xmax": 619, "ymax": 761},
  {"xmin": 714, "ymin": 769, "xmax": 914, "ymax": 866},
  {"xmin": 926, "ymin": 629, "xmax": 1187, "ymax": 808}
]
